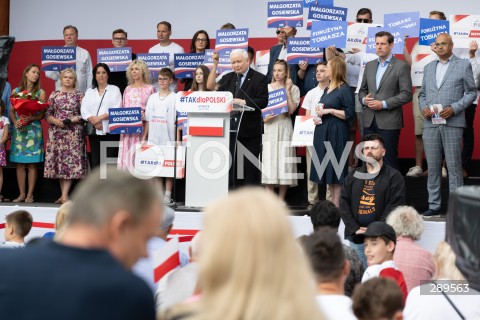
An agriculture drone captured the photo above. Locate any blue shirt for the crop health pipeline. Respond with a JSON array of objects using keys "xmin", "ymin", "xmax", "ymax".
[
  {"xmin": 436, "ymin": 55, "xmax": 452, "ymax": 88},
  {"xmin": 376, "ymin": 54, "xmax": 393, "ymax": 109}
]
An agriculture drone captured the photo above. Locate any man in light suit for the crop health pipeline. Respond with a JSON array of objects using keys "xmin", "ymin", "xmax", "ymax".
[
  {"xmin": 418, "ymin": 33, "xmax": 477, "ymax": 217},
  {"xmin": 359, "ymin": 31, "xmax": 413, "ymax": 170},
  {"xmin": 207, "ymin": 49, "xmax": 268, "ymax": 187}
]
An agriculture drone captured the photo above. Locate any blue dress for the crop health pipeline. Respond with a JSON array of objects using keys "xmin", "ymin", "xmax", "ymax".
[{"xmin": 310, "ymin": 84, "xmax": 355, "ymax": 184}]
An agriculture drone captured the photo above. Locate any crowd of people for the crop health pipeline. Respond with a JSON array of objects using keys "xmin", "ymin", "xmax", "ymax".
[
  {"xmin": 1, "ymin": 173, "xmax": 479, "ymax": 319},
  {"xmin": 1, "ymin": 7, "xmax": 478, "ymax": 211}
]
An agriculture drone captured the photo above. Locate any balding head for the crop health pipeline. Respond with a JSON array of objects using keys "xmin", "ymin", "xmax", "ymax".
[{"xmin": 434, "ymin": 33, "xmax": 453, "ymax": 60}]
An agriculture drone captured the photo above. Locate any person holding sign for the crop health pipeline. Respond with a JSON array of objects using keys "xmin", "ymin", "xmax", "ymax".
[
  {"xmin": 261, "ymin": 59, "xmax": 300, "ymax": 203},
  {"xmin": 148, "ymin": 21, "xmax": 185, "ymax": 92},
  {"xmin": 143, "ymin": 68, "xmax": 176, "ymax": 204},
  {"xmin": 110, "ymin": 28, "xmax": 136, "ymax": 95},
  {"xmin": 9, "ymin": 64, "xmax": 46, "ymax": 204},
  {"xmin": 45, "ymin": 25, "xmax": 93, "ymax": 94},
  {"xmin": 418, "ymin": 33, "xmax": 477, "ymax": 217},
  {"xmin": 310, "ymin": 57, "xmax": 355, "ymax": 207},
  {"xmin": 44, "ymin": 69, "xmax": 87, "ymax": 204},
  {"xmin": 358, "ymin": 31, "xmax": 412, "ymax": 171},
  {"xmin": 81, "ymin": 63, "xmax": 122, "ymax": 169},
  {"xmin": 117, "ymin": 60, "xmax": 156, "ymax": 171}
]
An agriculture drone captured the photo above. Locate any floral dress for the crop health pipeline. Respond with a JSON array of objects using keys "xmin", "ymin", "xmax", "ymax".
[
  {"xmin": 117, "ymin": 85, "xmax": 156, "ymax": 170},
  {"xmin": 9, "ymin": 88, "xmax": 44, "ymax": 163},
  {"xmin": 44, "ymin": 90, "xmax": 87, "ymax": 179}
]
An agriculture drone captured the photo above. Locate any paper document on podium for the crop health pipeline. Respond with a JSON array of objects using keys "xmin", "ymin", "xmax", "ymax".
[{"xmin": 233, "ymin": 103, "xmax": 255, "ymax": 111}]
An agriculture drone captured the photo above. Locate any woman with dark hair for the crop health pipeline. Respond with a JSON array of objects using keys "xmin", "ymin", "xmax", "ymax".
[
  {"xmin": 183, "ymin": 30, "xmax": 210, "ymax": 91},
  {"xmin": 9, "ymin": 64, "xmax": 46, "ymax": 203},
  {"xmin": 81, "ymin": 63, "xmax": 122, "ymax": 169},
  {"xmin": 190, "ymin": 65, "xmax": 210, "ymax": 92},
  {"xmin": 310, "ymin": 57, "xmax": 355, "ymax": 207}
]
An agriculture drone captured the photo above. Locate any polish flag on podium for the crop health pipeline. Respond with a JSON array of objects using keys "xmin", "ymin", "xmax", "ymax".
[{"xmin": 153, "ymin": 235, "xmax": 180, "ymax": 283}]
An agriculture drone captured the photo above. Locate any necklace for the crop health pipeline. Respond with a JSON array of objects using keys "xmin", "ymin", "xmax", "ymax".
[{"xmin": 159, "ymin": 91, "xmax": 171, "ymax": 100}]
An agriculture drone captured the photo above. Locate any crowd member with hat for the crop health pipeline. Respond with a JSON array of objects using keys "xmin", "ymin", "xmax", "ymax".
[{"xmin": 353, "ymin": 221, "xmax": 408, "ymax": 301}]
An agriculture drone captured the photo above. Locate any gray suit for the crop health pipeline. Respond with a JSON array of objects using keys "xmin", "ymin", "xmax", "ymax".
[
  {"xmin": 358, "ymin": 56, "xmax": 413, "ymax": 169},
  {"xmin": 418, "ymin": 54, "xmax": 477, "ymax": 210}
]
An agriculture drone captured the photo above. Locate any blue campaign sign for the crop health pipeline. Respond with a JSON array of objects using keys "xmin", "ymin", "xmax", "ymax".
[
  {"xmin": 203, "ymin": 49, "xmax": 233, "ymax": 74},
  {"xmin": 304, "ymin": 0, "xmax": 333, "ymax": 8},
  {"xmin": 419, "ymin": 18, "xmax": 450, "ymax": 46},
  {"xmin": 267, "ymin": 1, "xmax": 303, "ymax": 28},
  {"xmin": 287, "ymin": 38, "xmax": 324, "ymax": 64},
  {"xmin": 137, "ymin": 53, "xmax": 169, "ymax": 79},
  {"xmin": 286, "ymin": 37, "xmax": 324, "ymax": 64},
  {"xmin": 215, "ymin": 28, "xmax": 249, "ymax": 56},
  {"xmin": 307, "ymin": 5, "xmax": 348, "ymax": 30},
  {"xmin": 174, "ymin": 53, "xmax": 205, "ymax": 79},
  {"xmin": 310, "ymin": 20, "xmax": 348, "ymax": 48},
  {"xmin": 109, "ymin": 107, "xmax": 143, "ymax": 134},
  {"xmin": 384, "ymin": 12, "xmax": 420, "ymax": 38},
  {"xmin": 97, "ymin": 47, "xmax": 132, "ymax": 72},
  {"xmin": 262, "ymin": 88, "xmax": 288, "ymax": 119},
  {"xmin": 366, "ymin": 27, "xmax": 404, "ymax": 54},
  {"xmin": 41, "ymin": 46, "xmax": 76, "ymax": 71}
]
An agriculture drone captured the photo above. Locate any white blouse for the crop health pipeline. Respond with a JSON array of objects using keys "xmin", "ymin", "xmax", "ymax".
[{"xmin": 81, "ymin": 84, "xmax": 122, "ymax": 135}]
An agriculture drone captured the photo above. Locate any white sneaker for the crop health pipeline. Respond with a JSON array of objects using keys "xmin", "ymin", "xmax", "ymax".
[
  {"xmin": 163, "ymin": 195, "xmax": 172, "ymax": 204},
  {"xmin": 406, "ymin": 166, "xmax": 423, "ymax": 177},
  {"xmin": 442, "ymin": 167, "xmax": 448, "ymax": 178}
]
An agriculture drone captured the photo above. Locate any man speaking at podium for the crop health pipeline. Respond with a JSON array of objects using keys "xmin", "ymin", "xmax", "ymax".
[{"xmin": 207, "ymin": 49, "xmax": 268, "ymax": 187}]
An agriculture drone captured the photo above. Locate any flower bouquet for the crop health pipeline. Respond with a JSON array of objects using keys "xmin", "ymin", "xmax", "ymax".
[{"xmin": 10, "ymin": 90, "xmax": 49, "ymax": 126}]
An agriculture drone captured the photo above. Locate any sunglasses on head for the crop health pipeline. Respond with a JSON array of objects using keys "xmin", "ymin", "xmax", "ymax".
[{"xmin": 356, "ymin": 18, "xmax": 371, "ymax": 23}]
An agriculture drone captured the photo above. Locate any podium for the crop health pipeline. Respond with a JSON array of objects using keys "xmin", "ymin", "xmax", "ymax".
[{"xmin": 176, "ymin": 91, "xmax": 253, "ymax": 208}]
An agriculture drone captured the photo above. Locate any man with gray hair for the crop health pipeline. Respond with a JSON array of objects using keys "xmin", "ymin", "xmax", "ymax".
[
  {"xmin": 133, "ymin": 206, "xmax": 189, "ymax": 292},
  {"xmin": 0, "ymin": 168, "xmax": 162, "ymax": 319},
  {"xmin": 207, "ymin": 48, "xmax": 268, "ymax": 186}
]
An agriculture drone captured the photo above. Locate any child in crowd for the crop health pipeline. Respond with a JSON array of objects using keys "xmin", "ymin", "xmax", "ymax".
[
  {"xmin": 143, "ymin": 68, "xmax": 176, "ymax": 204},
  {"xmin": 352, "ymin": 277, "xmax": 404, "ymax": 320},
  {"xmin": 2, "ymin": 210, "xmax": 33, "ymax": 248},
  {"xmin": 0, "ymin": 100, "xmax": 10, "ymax": 202},
  {"xmin": 354, "ymin": 221, "xmax": 408, "ymax": 300}
]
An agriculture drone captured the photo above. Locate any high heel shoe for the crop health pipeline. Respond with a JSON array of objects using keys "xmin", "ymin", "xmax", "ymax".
[{"xmin": 12, "ymin": 195, "xmax": 26, "ymax": 203}]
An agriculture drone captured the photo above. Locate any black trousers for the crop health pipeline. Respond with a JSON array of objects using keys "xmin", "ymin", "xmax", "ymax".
[
  {"xmin": 230, "ymin": 135, "xmax": 262, "ymax": 188},
  {"xmin": 363, "ymin": 117, "xmax": 400, "ymax": 171},
  {"xmin": 88, "ymin": 134, "xmax": 120, "ymax": 169},
  {"xmin": 462, "ymin": 103, "xmax": 477, "ymax": 170}
]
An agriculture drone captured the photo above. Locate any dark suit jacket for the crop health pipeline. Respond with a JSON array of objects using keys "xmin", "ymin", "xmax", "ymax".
[
  {"xmin": 218, "ymin": 68, "xmax": 268, "ymax": 138},
  {"xmin": 266, "ymin": 44, "xmax": 283, "ymax": 83},
  {"xmin": 358, "ymin": 56, "xmax": 412, "ymax": 130}
]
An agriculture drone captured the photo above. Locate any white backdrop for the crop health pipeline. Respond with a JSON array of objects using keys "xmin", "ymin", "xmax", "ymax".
[{"xmin": 10, "ymin": 0, "xmax": 479, "ymax": 41}]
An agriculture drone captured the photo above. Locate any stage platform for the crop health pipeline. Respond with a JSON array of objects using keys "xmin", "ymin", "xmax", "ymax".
[{"xmin": 1, "ymin": 202, "xmax": 447, "ymax": 254}]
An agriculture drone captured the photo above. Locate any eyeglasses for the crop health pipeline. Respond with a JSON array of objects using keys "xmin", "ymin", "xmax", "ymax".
[
  {"xmin": 113, "ymin": 37, "xmax": 127, "ymax": 41},
  {"xmin": 434, "ymin": 42, "xmax": 452, "ymax": 47},
  {"xmin": 196, "ymin": 38, "xmax": 208, "ymax": 42},
  {"xmin": 356, "ymin": 18, "xmax": 371, "ymax": 23},
  {"xmin": 158, "ymin": 77, "xmax": 170, "ymax": 81},
  {"xmin": 276, "ymin": 30, "xmax": 286, "ymax": 35}
]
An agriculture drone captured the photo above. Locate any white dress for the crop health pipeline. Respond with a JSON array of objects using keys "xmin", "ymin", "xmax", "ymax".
[{"xmin": 261, "ymin": 84, "xmax": 300, "ymax": 186}]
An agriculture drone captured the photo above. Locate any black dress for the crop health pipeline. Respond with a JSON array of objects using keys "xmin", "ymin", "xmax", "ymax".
[{"xmin": 310, "ymin": 83, "xmax": 355, "ymax": 184}]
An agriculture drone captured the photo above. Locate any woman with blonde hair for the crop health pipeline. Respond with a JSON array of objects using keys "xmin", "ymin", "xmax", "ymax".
[
  {"xmin": 117, "ymin": 59, "xmax": 156, "ymax": 170},
  {"xmin": 161, "ymin": 187, "xmax": 323, "ymax": 320},
  {"xmin": 261, "ymin": 59, "xmax": 300, "ymax": 203},
  {"xmin": 310, "ymin": 56, "xmax": 355, "ymax": 207},
  {"xmin": 44, "ymin": 69, "xmax": 86, "ymax": 204},
  {"xmin": 386, "ymin": 206, "xmax": 435, "ymax": 292},
  {"xmin": 404, "ymin": 241, "xmax": 480, "ymax": 319}
]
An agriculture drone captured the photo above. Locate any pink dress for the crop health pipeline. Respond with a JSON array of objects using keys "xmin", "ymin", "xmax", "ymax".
[{"xmin": 117, "ymin": 85, "xmax": 156, "ymax": 170}]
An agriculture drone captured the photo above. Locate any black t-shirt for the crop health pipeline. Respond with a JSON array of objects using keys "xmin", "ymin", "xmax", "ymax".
[{"xmin": 0, "ymin": 241, "xmax": 155, "ymax": 320}]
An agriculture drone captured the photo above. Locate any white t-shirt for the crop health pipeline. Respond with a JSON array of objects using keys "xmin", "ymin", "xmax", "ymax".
[
  {"xmin": 0, "ymin": 116, "xmax": 10, "ymax": 139},
  {"xmin": 1, "ymin": 241, "xmax": 25, "ymax": 248},
  {"xmin": 302, "ymin": 86, "xmax": 326, "ymax": 114},
  {"xmin": 145, "ymin": 91, "xmax": 176, "ymax": 145},
  {"xmin": 149, "ymin": 42, "xmax": 185, "ymax": 92},
  {"xmin": 316, "ymin": 295, "xmax": 357, "ymax": 320},
  {"xmin": 404, "ymin": 283, "xmax": 480, "ymax": 320},
  {"xmin": 345, "ymin": 51, "xmax": 378, "ymax": 94}
]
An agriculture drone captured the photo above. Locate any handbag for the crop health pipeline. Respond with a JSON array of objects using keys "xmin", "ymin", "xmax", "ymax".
[{"xmin": 85, "ymin": 89, "xmax": 107, "ymax": 136}]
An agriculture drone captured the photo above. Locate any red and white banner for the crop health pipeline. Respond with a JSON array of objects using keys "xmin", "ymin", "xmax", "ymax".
[
  {"xmin": 189, "ymin": 117, "xmax": 224, "ymax": 137},
  {"xmin": 153, "ymin": 236, "xmax": 180, "ymax": 283}
]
